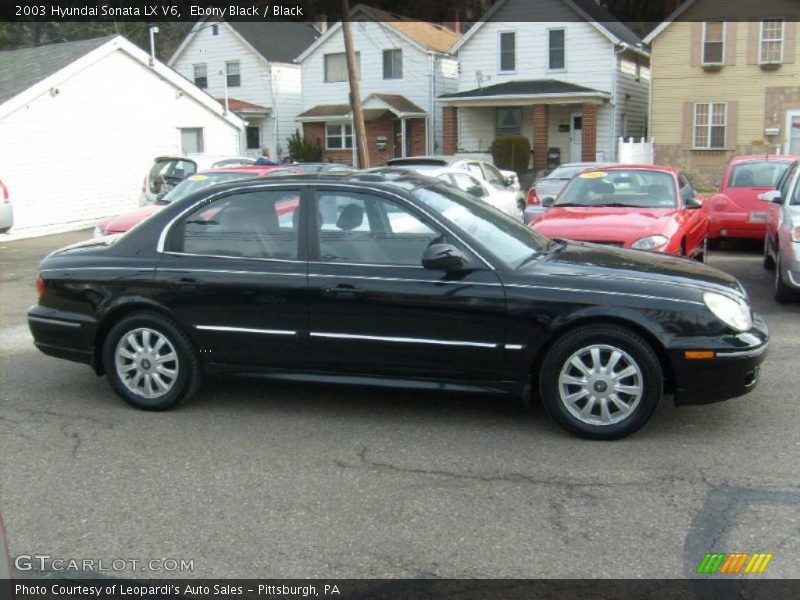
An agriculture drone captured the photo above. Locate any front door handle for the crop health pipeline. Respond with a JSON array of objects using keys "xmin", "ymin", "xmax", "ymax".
[
  {"xmin": 168, "ymin": 277, "xmax": 201, "ymax": 290},
  {"xmin": 323, "ymin": 284, "xmax": 363, "ymax": 299}
]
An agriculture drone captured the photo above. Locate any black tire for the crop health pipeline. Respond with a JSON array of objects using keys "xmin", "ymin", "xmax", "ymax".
[
  {"xmin": 762, "ymin": 236, "xmax": 775, "ymax": 271},
  {"xmin": 102, "ymin": 311, "xmax": 202, "ymax": 410},
  {"xmin": 774, "ymin": 255, "xmax": 797, "ymax": 304},
  {"xmin": 539, "ymin": 325, "xmax": 663, "ymax": 440}
]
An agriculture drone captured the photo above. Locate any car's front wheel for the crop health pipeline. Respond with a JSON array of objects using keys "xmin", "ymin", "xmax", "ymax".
[
  {"xmin": 539, "ymin": 325, "xmax": 663, "ymax": 440},
  {"xmin": 102, "ymin": 312, "xmax": 201, "ymax": 410}
]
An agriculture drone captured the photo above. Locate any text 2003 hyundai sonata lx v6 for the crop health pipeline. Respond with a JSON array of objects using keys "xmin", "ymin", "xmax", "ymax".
[{"xmin": 28, "ymin": 172, "xmax": 768, "ymax": 439}]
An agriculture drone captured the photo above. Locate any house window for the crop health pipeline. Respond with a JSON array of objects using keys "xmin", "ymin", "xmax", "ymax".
[
  {"xmin": 325, "ymin": 52, "xmax": 360, "ymax": 82},
  {"xmin": 759, "ymin": 18, "xmax": 784, "ymax": 64},
  {"xmin": 193, "ymin": 63, "xmax": 207, "ymax": 89},
  {"xmin": 693, "ymin": 103, "xmax": 727, "ymax": 149},
  {"xmin": 212, "ymin": 24, "xmax": 219, "ymax": 36},
  {"xmin": 226, "ymin": 61, "xmax": 241, "ymax": 87},
  {"xmin": 702, "ymin": 21, "xmax": 725, "ymax": 65},
  {"xmin": 326, "ymin": 123, "xmax": 353, "ymax": 149},
  {"xmin": 180, "ymin": 128, "xmax": 204, "ymax": 154},
  {"xmin": 496, "ymin": 108, "xmax": 522, "ymax": 136},
  {"xmin": 548, "ymin": 29, "xmax": 566, "ymax": 70},
  {"xmin": 383, "ymin": 49, "xmax": 402, "ymax": 79},
  {"xmin": 246, "ymin": 126, "xmax": 261, "ymax": 150},
  {"xmin": 500, "ymin": 32, "xmax": 516, "ymax": 72}
]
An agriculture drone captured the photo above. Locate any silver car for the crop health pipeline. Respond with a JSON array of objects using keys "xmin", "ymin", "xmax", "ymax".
[
  {"xmin": 0, "ymin": 179, "xmax": 12, "ymax": 234},
  {"xmin": 762, "ymin": 158, "xmax": 800, "ymax": 303},
  {"xmin": 523, "ymin": 162, "xmax": 614, "ymax": 223}
]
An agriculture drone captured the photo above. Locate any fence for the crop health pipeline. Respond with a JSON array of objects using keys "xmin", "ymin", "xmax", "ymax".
[{"xmin": 618, "ymin": 137, "xmax": 654, "ymax": 164}]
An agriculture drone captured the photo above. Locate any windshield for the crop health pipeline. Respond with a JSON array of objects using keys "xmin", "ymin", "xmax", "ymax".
[
  {"xmin": 729, "ymin": 161, "xmax": 791, "ymax": 188},
  {"xmin": 160, "ymin": 172, "xmax": 255, "ymax": 204},
  {"xmin": 409, "ymin": 182, "xmax": 554, "ymax": 267},
  {"xmin": 556, "ymin": 169, "xmax": 677, "ymax": 208}
]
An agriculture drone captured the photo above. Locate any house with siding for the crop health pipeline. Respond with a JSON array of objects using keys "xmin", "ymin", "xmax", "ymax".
[
  {"xmin": 169, "ymin": 20, "xmax": 320, "ymax": 160},
  {"xmin": 0, "ymin": 35, "xmax": 243, "ymax": 238},
  {"xmin": 644, "ymin": 0, "xmax": 800, "ymax": 188},
  {"xmin": 295, "ymin": 4, "xmax": 460, "ymax": 166},
  {"xmin": 441, "ymin": 0, "xmax": 650, "ymax": 173}
]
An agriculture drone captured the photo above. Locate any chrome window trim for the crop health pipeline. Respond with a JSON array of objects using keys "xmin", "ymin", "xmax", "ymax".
[
  {"xmin": 196, "ymin": 325, "xmax": 297, "ymax": 336},
  {"xmin": 308, "ymin": 273, "xmax": 503, "ymax": 287},
  {"xmin": 163, "ymin": 251, "xmax": 303, "ymax": 264},
  {"xmin": 309, "ymin": 331, "xmax": 499, "ymax": 349},
  {"xmin": 308, "ymin": 260, "xmax": 426, "ymax": 269},
  {"xmin": 160, "ymin": 268, "xmax": 305, "ymax": 278},
  {"xmin": 504, "ymin": 344, "xmax": 525, "ymax": 351},
  {"xmin": 39, "ymin": 267, "xmax": 156, "ymax": 274}
]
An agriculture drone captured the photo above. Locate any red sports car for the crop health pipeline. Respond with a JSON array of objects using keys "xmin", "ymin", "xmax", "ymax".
[
  {"xmin": 707, "ymin": 154, "xmax": 796, "ymax": 245},
  {"xmin": 94, "ymin": 165, "xmax": 300, "ymax": 236},
  {"xmin": 530, "ymin": 165, "xmax": 709, "ymax": 260}
]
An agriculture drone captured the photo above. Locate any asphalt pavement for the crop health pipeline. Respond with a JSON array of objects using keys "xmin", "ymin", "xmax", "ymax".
[{"xmin": 1, "ymin": 231, "xmax": 798, "ymax": 579}]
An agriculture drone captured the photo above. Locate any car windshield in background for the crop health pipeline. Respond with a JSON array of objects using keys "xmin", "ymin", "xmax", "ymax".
[
  {"xmin": 547, "ymin": 166, "xmax": 587, "ymax": 180},
  {"xmin": 729, "ymin": 161, "xmax": 791, "ymax": 188},
  {"xmin": 160, "ymin": 172, "xmax": 254, "ymax": 204},
  {"xmin": 410, "ymin": 182, "xmax": 553, "ymax": 267},
  {"xmin": 556, "ymin": 169, "xmax": 677, "ymax": 209}
]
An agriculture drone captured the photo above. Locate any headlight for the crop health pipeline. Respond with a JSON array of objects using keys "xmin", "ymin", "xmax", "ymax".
[
  {"xmin": 631, "ymin": 235, "xmax": 668, "ymax": 250},
  {"xmin": 92, "ymin": 225, "xmax": 104, "ymax": 238},
  {"xmin": 703, "ymin": 292, "xmax": 753, "ymax": 332}
]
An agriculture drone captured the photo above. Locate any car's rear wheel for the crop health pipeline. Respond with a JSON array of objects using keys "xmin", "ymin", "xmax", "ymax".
[
  {"xmin": 539, "ymin": 325, "xmax": 663, "ymax": 440},
  {"xmin": 102, "ymin": 312, "xmax": 201, "ymax": 410},
  {"xmin": 774, "ymin": 255, "xmax": 797, "ymax": 304},
  {"xmin": 762, "ymin": 236, "xmax": 775, "ymax": 271}
]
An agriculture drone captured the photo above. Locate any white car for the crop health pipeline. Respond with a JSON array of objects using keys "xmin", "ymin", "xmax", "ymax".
[
  {"xmin": 0, "ymin": 179, "xmax": 12, "ymax": 234},
  {"xmin": 140, "ymin": 154, "xmax": 256, "ymax": 206},
  {"xmin": 369, "ymin": 166, "xmax": 523, "ymax": 221}
]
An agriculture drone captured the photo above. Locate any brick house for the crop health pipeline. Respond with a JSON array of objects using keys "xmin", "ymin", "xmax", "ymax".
[
  {"xmin": 295, "ymin": 4, "xmax": 460, "ymax": 166},
  {"xmin": 441, "ymin": 0, "xmax": 650, "ymax": 174},
  {"xmin": 644, "ymin": 0, "xmax": 800, "ymax": 188}
]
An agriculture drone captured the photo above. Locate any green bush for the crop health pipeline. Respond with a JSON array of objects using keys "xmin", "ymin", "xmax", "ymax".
[
  {"xmin": 287, "ymin": 129, "xmax": 323, "ymax": 162},
  {"xmin": 490, "ymin": 135, "xmax": 531, "ymax": 173}
]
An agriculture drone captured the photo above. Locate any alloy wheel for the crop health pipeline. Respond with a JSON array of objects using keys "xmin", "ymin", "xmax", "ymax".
[{"xmin": 114, "ymin": 327, "xmax": 180, "ymax": 399}]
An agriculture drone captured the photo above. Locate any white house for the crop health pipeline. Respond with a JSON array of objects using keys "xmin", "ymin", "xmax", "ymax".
[
  {"xmin": 0, "ymin": 35, "xmax": 244, "ymax": 239},
  {"xmin": 441, "ymin": 0, "xmax": 650, "ymax": 172},
  {"xmin": 169, "ymin": 20, "xmax": 320, "ymax": 161},
  {"xmin": 295, "ymin": 4, "xmax": 460, "ymax": 166}
]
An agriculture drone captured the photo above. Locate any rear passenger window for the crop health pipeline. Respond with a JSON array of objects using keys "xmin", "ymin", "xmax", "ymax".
[
  {"xmin": 315, "ymin": 191, "xmax": 440, "ymax": 265},
  {"xmin": 174, "ymin": 189, "xmax": 301, "ymax": 260}
]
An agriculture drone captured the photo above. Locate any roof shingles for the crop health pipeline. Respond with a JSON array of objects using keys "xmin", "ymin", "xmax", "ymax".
[{"xmin": 441, "ymin": 79, "xmax": 609, "ymax": 99}]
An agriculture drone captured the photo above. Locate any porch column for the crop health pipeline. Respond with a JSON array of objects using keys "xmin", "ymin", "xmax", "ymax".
[
  {"xmin": 533, "ymin": 104, "xmax": 549, "ymax": 172},
  {"xmin": 401, "ymin": 117, "xmax": 407, "ymax": 158},
  {"xmin": 581, "ymin": 103, "xmax": 598, "ymax": 162},
  {"xmin": 443, "ymin": 106, "xmax": 458, "ymax": 155}
]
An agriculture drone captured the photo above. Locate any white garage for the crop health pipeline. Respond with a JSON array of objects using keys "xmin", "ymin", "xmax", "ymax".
[{"xmin": 0, "ymin": 35, "xmax": 245, "ymax": 238}]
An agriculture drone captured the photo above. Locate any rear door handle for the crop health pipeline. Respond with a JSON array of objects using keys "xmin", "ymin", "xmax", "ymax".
[
  {"xmin": 168, "ymin": 277, "xmax": 201, "ymax": 289},
  {"xmin": 323, "ymin": 284, "xmax": 363, "ymax": 299}
]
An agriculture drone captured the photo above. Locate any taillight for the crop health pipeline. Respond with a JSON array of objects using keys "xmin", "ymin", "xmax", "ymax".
[
  {"xmin": 526, "ymin": 188, "xmax": 540, "ymax": 206},
  {"xmin": 0, "ymin": 180, "xmax": 8, "ymax": 203},
  {"xmin": 36, "ymin": 275, "xmax": 46, "ymax": 298}
]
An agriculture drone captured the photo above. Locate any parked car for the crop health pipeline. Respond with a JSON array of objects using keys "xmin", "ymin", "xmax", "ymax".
[
  {"xmin": 524, "ymin": 162, "xmax": 614, "ymax": 224},
  {"xmin": 708, "ymin": 155, "xmax": 795, "ymax": 246},
  {"xmin": 97, "ymin": 165, "xmax": 299, "ymax": 237},
  {"xmin": 289, "ymin": 162, "xmax": 352, "ymax": 174},
  {"xmin": 530, "ymin": 166, "xmax": 709, "ymax": 261},
  {"xmin": 761, "ymin": 158, "xmax": 800, "ymax": 303},
  {"xmin": 386, "ymin": 155, "xmax": 524, "ymax": 208},
  {"xmin": 0, "ymin": 179, "xmax": 12, "ymax": 234},
  {"xmin": 368, "ymin": 166, "xmax": 522, "ymax": 220},
  {"xmin": 140, "ymin": 154, "xmax": 256, "ymax": 206},
  {"xmin": 29, "ymin": 171, "xmax": 767, "ymax": 440}
]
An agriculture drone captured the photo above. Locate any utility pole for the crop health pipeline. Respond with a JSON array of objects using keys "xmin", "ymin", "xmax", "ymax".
[{"xmin": 341, "ymin": 0, "xmax": 369, "ymax": 168}]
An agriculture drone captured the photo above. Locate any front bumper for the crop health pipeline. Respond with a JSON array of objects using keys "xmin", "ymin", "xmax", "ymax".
[{"xmin": 670, "ymin": 316, "xmax": 769, "ymax": 405}]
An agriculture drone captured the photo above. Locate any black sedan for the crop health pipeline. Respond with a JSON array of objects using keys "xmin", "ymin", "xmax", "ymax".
[{"xmin": 28, "ymin": 172, "xmax": 769, "ymax": 439}]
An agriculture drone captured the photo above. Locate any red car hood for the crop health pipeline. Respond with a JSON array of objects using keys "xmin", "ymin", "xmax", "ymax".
[
  {"xmin": 99, "ymin": 205, "xmax": 163, "ymax": 234},
  {"xmin": 532, "ymin": 206, "xmax": 678, "ymax": 244}
]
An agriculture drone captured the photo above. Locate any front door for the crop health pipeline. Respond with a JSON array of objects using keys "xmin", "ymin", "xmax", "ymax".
[
  {"xmin": 392, "ymin": 119, "xmax": 410, "ymax": 159},
  {"xmin": 570, "ymin": 112, "xmax": 583, "ymax": 162},
  {"xmin": 155, "ymin": 186, "xmax": 309, "ymax": 368},
  {"xmin": 787, "ymin": 111, "xmax": 800, "ymax": 156},
  {"xmin": 305, "ymin": 187, "xmax": 507, "ymax": 379}
]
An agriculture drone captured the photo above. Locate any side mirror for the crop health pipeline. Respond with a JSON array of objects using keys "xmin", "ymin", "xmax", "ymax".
[
  {"xmin": 684, "ymin": 195, "xmax": 703, "ymax": 209},
  {"xmin": 422, "ymin": 244, "xmax": 467, "ymax": 271},
  {"xmin": 504, "ymin": 175, "xmax": 516, "ymax": 187},
  {"xmin": 541, "ymin": 196, "xmax": 555, "ymax": 207},
  {"xmin": 758, "ymin": 190, "xmax": 783, "ymax": 204}
]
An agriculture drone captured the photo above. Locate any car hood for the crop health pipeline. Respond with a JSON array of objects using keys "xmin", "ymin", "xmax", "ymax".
[
  {"xmin": 99, "ymin": 205, "xmax": 164, "ymax": 234},
  {"xmin": 532, "ymin": 206, "xmax": 678, "ymax": 242},
  {"xmin": 519, "ymin": 240, "xmax": 744, "ymax": 297}
]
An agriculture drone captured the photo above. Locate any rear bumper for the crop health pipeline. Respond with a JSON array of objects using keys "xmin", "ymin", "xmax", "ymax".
[
  {"xmin": 27, "ymin": 305, "xmax": 97, "ymax": 368},
  {"xmin": 708, "ymin": 212, "xmax": 766, "ymax": 239},
  {"xmin": 670, "ymin": 317, "xmax": 769, "ymax": 405}
]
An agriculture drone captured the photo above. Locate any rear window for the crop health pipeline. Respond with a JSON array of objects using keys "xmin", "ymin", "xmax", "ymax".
[
  {"xmin": 729, "ymin": 161, "xmax": 791, "ymax": 188},
  {"xmin": 150, "ymin": 159, "xmax": 197, "ymax": 180}
]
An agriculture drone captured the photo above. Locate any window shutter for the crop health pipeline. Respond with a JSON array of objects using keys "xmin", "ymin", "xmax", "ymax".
[
  {"xmin": 725, "ymin": 22, "xmax": 737, "ymax": 65},
  {"xmin": 682, "ymin": 102, "xmax": 695, "ymax": 150},
  {"xmin": 747, "ymin": 22, "xmax": 759, "ymax": 64},
  {"xmin": 690, "ymin": 22, "xmax": 701, "ymax": 67},
  {"xmin": 785, "ymin": 21, "xmax": 797, "ymax": 64},
  {"xmin": 725, "ymin": 101, "xmax": 738, "ymax": 151}
]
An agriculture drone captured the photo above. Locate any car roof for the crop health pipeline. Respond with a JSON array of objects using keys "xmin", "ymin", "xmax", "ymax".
[
  {"xmin": 582, "ymin": 164, "xmax": 679, "ymax": 174},
  {"xmin": 729, "ymin": 154, "xmax": 799, "ymax": 164},
  {"xmin": 202, "ymin": 165, "xmax": 299, "ymax": 174}
]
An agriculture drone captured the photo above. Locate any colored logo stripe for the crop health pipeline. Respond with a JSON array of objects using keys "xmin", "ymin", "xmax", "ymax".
[
  {"xmin": 744, "ymin": 553, "xmax": 773, "ymax": 574},
  {"xmin": 696, "ymin": 553, "xmax": 773, "ymax": 574},
  {"xmin": 697, "ymin": 553, "xmax": 725, "ymax": 574}
]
